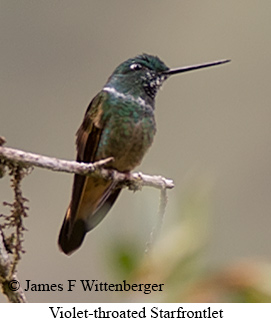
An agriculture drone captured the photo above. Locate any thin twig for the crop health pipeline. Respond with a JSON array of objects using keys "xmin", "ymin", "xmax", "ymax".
[{"xmin": 145, "ymin": 179, "xmax": 168, "ymax": 254}]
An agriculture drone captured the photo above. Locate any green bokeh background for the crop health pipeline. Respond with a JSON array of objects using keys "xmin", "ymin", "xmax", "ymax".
[{"xmin": 1, "ymin": 1, "xmax": 271, "ymax": 302}]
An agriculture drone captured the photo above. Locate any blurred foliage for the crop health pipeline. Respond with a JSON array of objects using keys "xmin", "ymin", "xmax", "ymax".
[
  {"xmin": 106, "ymin": 178, "xmax": 271, "ymax": 303},
  {"xmin": 107, "ymin": 241, "xmax": 141, "ymax": 280}
]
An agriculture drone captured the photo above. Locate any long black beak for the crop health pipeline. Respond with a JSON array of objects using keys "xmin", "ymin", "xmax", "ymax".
[{"xmin": 163, "ymin": 59, "xmax": 230, "ymax": 76}]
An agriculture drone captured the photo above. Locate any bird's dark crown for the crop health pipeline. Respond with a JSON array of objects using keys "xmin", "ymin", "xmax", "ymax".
[{"xmin": 113, "ymin": 53, "xmax": 169, "ymax": 75}]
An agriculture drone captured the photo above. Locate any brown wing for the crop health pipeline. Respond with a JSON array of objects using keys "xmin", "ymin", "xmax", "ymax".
[
  {"xmin": 58, "ymin": 91, "xmax": 121, "ymax": 255},
  {"xmin": 68, "ymin": 92, "xmax": 106, "ymax": 224}
]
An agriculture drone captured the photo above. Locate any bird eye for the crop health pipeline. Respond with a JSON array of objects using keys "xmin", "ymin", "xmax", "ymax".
[{"xmin": 130, "ymin": 63, "xmax": 142, "ymax": 70}]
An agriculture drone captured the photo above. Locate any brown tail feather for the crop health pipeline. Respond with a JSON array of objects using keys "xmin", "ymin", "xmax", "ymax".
[{"xmin": 58, "ymin": 188, "xmax": 121, "ymax": 255}]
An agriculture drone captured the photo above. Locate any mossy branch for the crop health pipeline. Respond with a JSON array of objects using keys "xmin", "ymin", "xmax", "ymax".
[{"xmin": 0, "ymin": 145, "xmax": 174, "ymax": 190}]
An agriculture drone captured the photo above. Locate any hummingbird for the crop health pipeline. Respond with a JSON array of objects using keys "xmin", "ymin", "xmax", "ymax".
[{"xmin": 58, "ymin": 54, "xmax": 230, "ymax": 255}]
